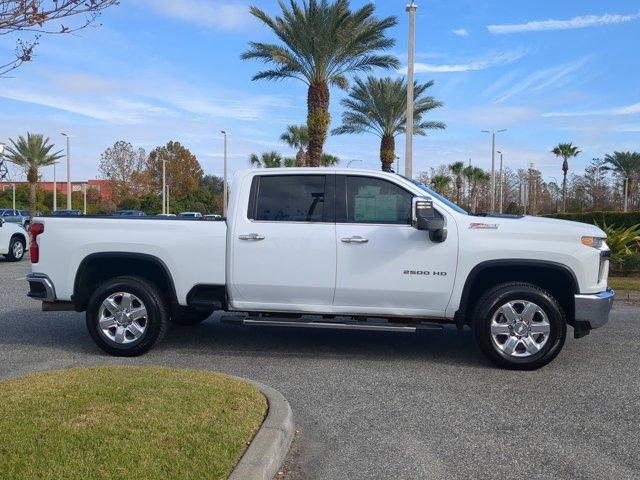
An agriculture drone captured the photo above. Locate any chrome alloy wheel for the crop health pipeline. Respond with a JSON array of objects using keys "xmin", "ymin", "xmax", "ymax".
[
  {"xmin": 12, "ymin": 240, "xmax": 24, "ymax": 259},
  {"xmin": 98, "ymin": 292, "xmax": 148, "ymax": 345},
  {"xmin": 490, "ymin": 300, "xmax": 551, "ymax": 357}
]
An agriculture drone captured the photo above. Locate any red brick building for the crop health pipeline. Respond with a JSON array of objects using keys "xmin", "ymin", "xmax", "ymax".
[{"xmin": 1, "ymin": 180, "xmax": 112, "ymax": 200}]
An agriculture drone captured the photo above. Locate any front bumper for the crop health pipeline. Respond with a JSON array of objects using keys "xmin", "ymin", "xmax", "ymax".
[
  {"xmin": 26, "ymin": 273, "xmax": 56, "ymax": 302},
  {"xmin": 574, "ymin": 288, "xmax": 615, "ymax": 329}
]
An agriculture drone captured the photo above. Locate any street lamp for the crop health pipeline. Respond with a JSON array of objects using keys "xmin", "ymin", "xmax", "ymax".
[
  {"xmin": 404, "ymin": 0, "xmax": 418, "ymax": 179},
  {"xmin": 496, "ymin": 150, "xmax": 504, "ymax": 213},
  {"xmin": 83, "ymin": 183, "xmax": 87, "ymax": 214},
  {"xmin": 347, "ymin": 159, "xmax": 363, "ymax": 168},
  {"xmin": 162, "ymin": 155, "xmax": 167, "ymax": 215},
  {"xmin": 481, "ymin": 129, "xmax": 507, "ymax": 212},
  {"xmin": 60, "ymin": 133, "xmax": 73, "ymax": 210},
  {"xmin": 221, "ymin": 131, "xmax": 228, "ymax": 216}
]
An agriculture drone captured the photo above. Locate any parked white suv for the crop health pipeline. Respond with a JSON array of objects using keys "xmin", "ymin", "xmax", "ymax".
[
  {"xmin": 0, "ymin": 217, "xmax": 28, "ymax": 261},
  {"xmin": 26, "ymin": 168, "xmax": 614, "ymax": 369}
]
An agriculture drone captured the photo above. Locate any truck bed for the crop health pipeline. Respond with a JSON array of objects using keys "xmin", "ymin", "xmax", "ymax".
[{"xmin": 31, "ymin": 216, "xmax": 227, "ymax": 304}]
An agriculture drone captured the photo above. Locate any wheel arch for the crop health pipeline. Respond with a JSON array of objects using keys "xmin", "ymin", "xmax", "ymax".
[
  {"xmin": 455, "ymin": 259, "xmax": 578, "ymax": 327},
  {"xmin": 73, "ymin": 252, "xmax": 178, "ymax": 312}
]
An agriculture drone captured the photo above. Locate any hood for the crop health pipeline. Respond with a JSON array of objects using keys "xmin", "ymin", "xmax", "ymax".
[{"xmin": 462, "ymin": 214, "xmax": 605, "ymax": 238}]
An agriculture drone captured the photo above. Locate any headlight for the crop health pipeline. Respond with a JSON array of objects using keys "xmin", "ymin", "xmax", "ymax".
[{"xmin": 581, "ymin": 236, "xmax": 606, "ymax": 249}]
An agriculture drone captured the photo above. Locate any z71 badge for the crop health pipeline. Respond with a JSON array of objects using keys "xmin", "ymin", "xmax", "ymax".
[{"xmin": 469, "ymin": 222, "xmax": 499, "ymax": 230}]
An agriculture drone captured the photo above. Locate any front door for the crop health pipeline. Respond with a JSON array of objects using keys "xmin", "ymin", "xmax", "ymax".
[
  {"xmin": 229, "ymin": 173, "xmax": 337, "ymax": 312},
  {"xmin": 333, "ymin": 175, "xmax": 458, "ymax": 317}
]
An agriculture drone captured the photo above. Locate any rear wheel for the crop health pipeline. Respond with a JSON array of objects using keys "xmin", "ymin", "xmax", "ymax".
[
  {"xmin": 86, "ymin": 276, "xmax": 169, "ymax": 356},
  {"xmin": 472, "ymin": 282, "xmax": 566, "ymax": 370},
  {"xmin": 5, "ymin": 236, "xmax": 25, "ymax": 261},
  {"xmin": 170, "ymin": 307, "xmax": 214, "ymax": 326}
]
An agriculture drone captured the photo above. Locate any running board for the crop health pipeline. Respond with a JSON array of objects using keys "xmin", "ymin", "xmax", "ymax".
[{"xmin": 222, "ymin": 316, "xmax": 443, "ymax": 333}]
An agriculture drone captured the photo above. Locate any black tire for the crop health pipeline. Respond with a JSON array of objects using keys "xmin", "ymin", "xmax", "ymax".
[
  {"xmin": 472, "ymin": 282, "xmax": 566, "ymax": 370},
  {"xmin": 170, "ymin": 307, "xmax": 214, "ymax": 326},
  {"xmin": 86, "ymin": 276, "xmax": 169, "ymax": 357},
  {"xmin": 6, "ymin": 236, "xmax": 25, "ymax": 262}
]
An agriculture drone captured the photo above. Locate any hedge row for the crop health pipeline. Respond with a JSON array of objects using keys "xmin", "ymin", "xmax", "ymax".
[{"xmin": 544, "ymin": 211, "xmax": 640, "ymax": 228}]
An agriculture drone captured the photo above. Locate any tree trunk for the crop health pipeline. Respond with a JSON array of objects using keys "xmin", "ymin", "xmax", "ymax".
[
  {"xmin": 379, "ymin": 134, "xmax": 395, "ymax": 172},
  {"xmin": 296, "ymin": 148, "xmax": 308, "ymax": 167},
  {"xmin": 27, "ymin": 166, "xmax": 38, "ymax": 222},
  {"xmin": 456, "ymin": 177, "xmax": 462, "ymax": 205},
  {"xmin": 306, "ymin": 81, "xmax": 330, "ymax": 167}
]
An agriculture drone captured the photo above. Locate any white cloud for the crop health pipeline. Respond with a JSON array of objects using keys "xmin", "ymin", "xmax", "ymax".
[
  {"xmin": 488, "ymin": 12, "xmax": 639, "ymax": 34},
  {"xmin": 543, "ymin": 102, "xmax": 640, "ymax": 118},
  {"xmin": 404, "ymin": 49, "xmax": 525, "ymax": 74},
  {"xmin": 452, "ymin": 28, "xmax": 469, "ymax": 36},
  {"xmin": 139, "ymin": 0, "xmax": 252, "ymax": 31},
  {"xmin": 492, "ymin": 59, "xmax": 587, "ymax": 103}
]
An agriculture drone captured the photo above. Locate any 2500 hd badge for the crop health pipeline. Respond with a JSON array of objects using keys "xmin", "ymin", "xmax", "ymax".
[{"xmin": 403, "ymin": 270, "xmax": 448, "ymax": 276}]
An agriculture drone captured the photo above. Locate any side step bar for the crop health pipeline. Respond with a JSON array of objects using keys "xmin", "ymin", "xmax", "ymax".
[{"xmin": 222, "ymin": 316, "xmax": 443, "ymax": 333}]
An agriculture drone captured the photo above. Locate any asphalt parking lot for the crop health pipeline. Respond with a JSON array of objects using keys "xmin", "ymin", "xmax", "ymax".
[{"xmin": 1, "ymin": 257, "xmax": 639, "ymax": 479}]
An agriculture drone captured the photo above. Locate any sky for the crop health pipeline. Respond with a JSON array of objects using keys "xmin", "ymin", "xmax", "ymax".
[{"xmin": 0, "ymin": 0, "xmax": 638, "ymax": 185}]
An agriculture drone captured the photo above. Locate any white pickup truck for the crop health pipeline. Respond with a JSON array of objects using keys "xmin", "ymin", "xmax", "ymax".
[
  {"xmin": 1, "ymin": 216, "xmax": 28, "ymax": 261},
  {"xmin": 26, "ymin": 168, "xmax": 614, "ymax": 369}
]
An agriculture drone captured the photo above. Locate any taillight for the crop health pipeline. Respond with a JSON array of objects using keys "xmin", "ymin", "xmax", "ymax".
[{"xmin": 29, "ymin": 222, "xmax": 44, "ymax": 263}]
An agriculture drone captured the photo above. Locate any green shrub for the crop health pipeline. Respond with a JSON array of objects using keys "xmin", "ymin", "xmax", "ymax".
[
  {"xmin": 597, "ymin": 223, "xmax": 640, "ymax": 268},
  {"xmin": 622, "ymin": 252, "xmax": 640, "ymax": 275},
  {"xmin": 545, "ymin": 211, "xmax": 640, "ymax": 229}
]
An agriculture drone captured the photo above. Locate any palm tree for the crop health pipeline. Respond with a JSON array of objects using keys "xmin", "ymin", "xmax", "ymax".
[
  {"xmin": 603, "ymin": 151, "xmax": 640, "ymax": 212},
  {"xmin": 463, "ymin": 166, "xmax": 490, "ymax": 213},
  {"xmin": 448, "ymin": 161, "xmax": 465, "ymax": 205},
  {"xmin": 5, "ymin": 133, "xmax": 63, "ymax": 220},
  {"xmin": 430, "ymin": 174, "xmax": 451, "ymax": 195},
  {"xmin": 332, "ymin": 75, "xmax": 445, "ymax": 172},
  {"xmin": 250, "ymin": 151, "xmax": 284, "ymax": 168},
  {"xmin": 242, "ymin": 1, "xmax": 399, "ymax": 166},
  {"xmin": 319, "ymin": 153, "xmax": 340, "ymax": 167},
  {"xmin": 552, "ymin": 142, "xmax": 581, "ymax": 212},
  {"xmin": 280, "ymin": 125, "xmax": 309, "ymax": 166}
]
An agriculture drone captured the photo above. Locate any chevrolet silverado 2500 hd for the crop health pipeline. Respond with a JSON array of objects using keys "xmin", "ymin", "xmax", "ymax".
[{"xmin": 26, "ymin": 168, "xmax": 614, "ymax": 369}]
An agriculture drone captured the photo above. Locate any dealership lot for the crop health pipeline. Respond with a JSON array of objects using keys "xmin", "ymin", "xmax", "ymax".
[{"xmin": 1, "ymin": 258, "xmax": 639, "ymax": 479}]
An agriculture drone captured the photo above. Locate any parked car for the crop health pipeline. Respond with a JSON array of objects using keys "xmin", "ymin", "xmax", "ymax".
[
  {"xmin": 203, "ymin": 214, "xmax": 223, "ymax": 221},
  {"xmin": 0, "ymin": 216, "xmax": 29, "ymax": 261},
  {"xmin": 156, "ymin": 213, "xmax": 176, "ymax": 217},
  {"xmin": 26, "ymin": 168, "xmax": 614, "ymax": 369},
  {"xmin": 113, "ymin": 210, "xmax": 146, "ymax": 217},
  {"xmin": 52, "ymin": 210, "xmax": 84, "ymax": 217},
  {"xmin": 0, "ymin": 208, "xmax": 30, "ymax": 228},
  {"xmin": 178, "ymin": 212, "xmax": 203, "ymax": 218}
]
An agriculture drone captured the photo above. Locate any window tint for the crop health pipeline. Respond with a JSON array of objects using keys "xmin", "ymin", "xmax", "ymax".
[
  {"xmin": 253, "ymin": 175, "xmax": 326, "ymax": 222},
  {"xmin": 344, "ymin": 176, "xmax": 412, "ymax": 224}
]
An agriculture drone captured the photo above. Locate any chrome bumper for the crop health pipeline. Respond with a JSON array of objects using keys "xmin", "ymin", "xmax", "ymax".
[
  {"xmin": 26, "ymin": 273, "xmax": 56, "ymax": 302},
  {"xmin": 574, "ymin": 288, "xmax": 615, "ymax": 329}
]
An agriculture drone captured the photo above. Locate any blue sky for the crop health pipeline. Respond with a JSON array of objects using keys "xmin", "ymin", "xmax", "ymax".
[{"xmin": 0, "ymin": 0, "xmax": 638, "ymax": 184}]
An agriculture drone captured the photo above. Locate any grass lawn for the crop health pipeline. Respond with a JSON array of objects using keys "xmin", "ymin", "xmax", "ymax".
[
  {"xmin": 0, "ymin": 366, "xmax": 267, "ymax": 480},
  {"xmin": 609, "ymin": 276, "xmax": 640, "ymax": 291}
]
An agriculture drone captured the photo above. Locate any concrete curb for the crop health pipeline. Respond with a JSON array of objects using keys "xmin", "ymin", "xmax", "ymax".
[
  {"xmin": 615, "ymin": 290, "xmax": 640, "ymax": 302},
  {"xmin": 229, "ymin": 379, "xmax": 294, "ymax": 480}
]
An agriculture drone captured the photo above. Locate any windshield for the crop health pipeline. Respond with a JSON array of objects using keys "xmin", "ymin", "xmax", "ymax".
[{"xmin": 408, "ymin": 179, "xmax": 468, "ymax": 215}]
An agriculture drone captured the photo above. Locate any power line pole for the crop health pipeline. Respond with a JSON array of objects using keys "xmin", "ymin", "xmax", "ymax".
[
  {"xmin": 497, "ymin": 150, "xmax": 504, "ymax": 213},
  {"xmin": 404, "ymin": 1, "xmax": 417, "ymax": 179},
  {"xmin": 162, "ymin": 156, "xmax": 166, "ymax": 215}
]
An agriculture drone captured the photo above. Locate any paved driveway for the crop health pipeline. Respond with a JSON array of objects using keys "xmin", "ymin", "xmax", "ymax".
[{"xmin": 1, "ymin": 258, "xmax": 639, "ymax": 479}]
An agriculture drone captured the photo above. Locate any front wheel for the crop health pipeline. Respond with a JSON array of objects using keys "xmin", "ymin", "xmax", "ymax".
[
  {"xmin": 472, "ymin": 282, "xmax": 566, "ymax": 370},
  {"xmin": 86, "ymin": 276, "xmax": 169, "ymax": 357}
]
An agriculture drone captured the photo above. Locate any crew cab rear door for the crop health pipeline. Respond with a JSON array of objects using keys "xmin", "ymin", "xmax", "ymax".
[
  {"xmin": 228, "ymin": 173, "xmax": 336, "ymax": 311},
  {"xmin": 333, "ymin": 174, "xmax": 457, "ymax": 317}
]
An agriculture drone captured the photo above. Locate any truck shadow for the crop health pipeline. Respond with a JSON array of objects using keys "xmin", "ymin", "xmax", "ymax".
[{"xmin": 0, "ymin": 309, "xmax": 486, "ymax": 369}]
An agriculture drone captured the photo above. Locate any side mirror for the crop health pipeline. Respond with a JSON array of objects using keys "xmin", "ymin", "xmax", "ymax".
[{"xmin": 412, "ymin": 197, "xmax": 447, "ymax": 243}]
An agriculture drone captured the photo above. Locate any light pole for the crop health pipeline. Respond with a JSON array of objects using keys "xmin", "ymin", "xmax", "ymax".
[
  {"xmin": 347, "ymin": 159, "xmax": 363, "ymax": 168},
  {"xmin": 60, "ymin": 133, "xmax": 72, "ymax": 210},
  {"xmin": 52, "ymin": 161, "xmax": 59, "ymax": 212},
  {"xmin": 162, "ymin": 156, "xmax": 166, "ymax": 215},
  {"xmin": 404, "ymin": 0, "xmax": 417, "ymax": 179},
  {"xmin": 12, "ymin": 184, "xmax": 16, "ymax": 209},
  {"xmin": 221, "ymin": 131, "xmax": 228, "ymax": 216},
  {"xmin": 83, "ymin": 183, "xmax": 87, "ymax": 214},
  {"xmin": 481, "ymin": 129, "xmax": 506, "ymax": 212},
  {"xmin": 496, "ymin": 150, "xmax": 504, "ymax": 213}
]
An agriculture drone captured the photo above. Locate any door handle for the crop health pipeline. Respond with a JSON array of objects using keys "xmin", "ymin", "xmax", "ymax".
[
  {"xmin": 238, "ymin": 233, "xmax": 265, "ymax": 241},
  {"xmin": 341, "ymin": 236, "xmax": 369, "ymax": 244}
]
